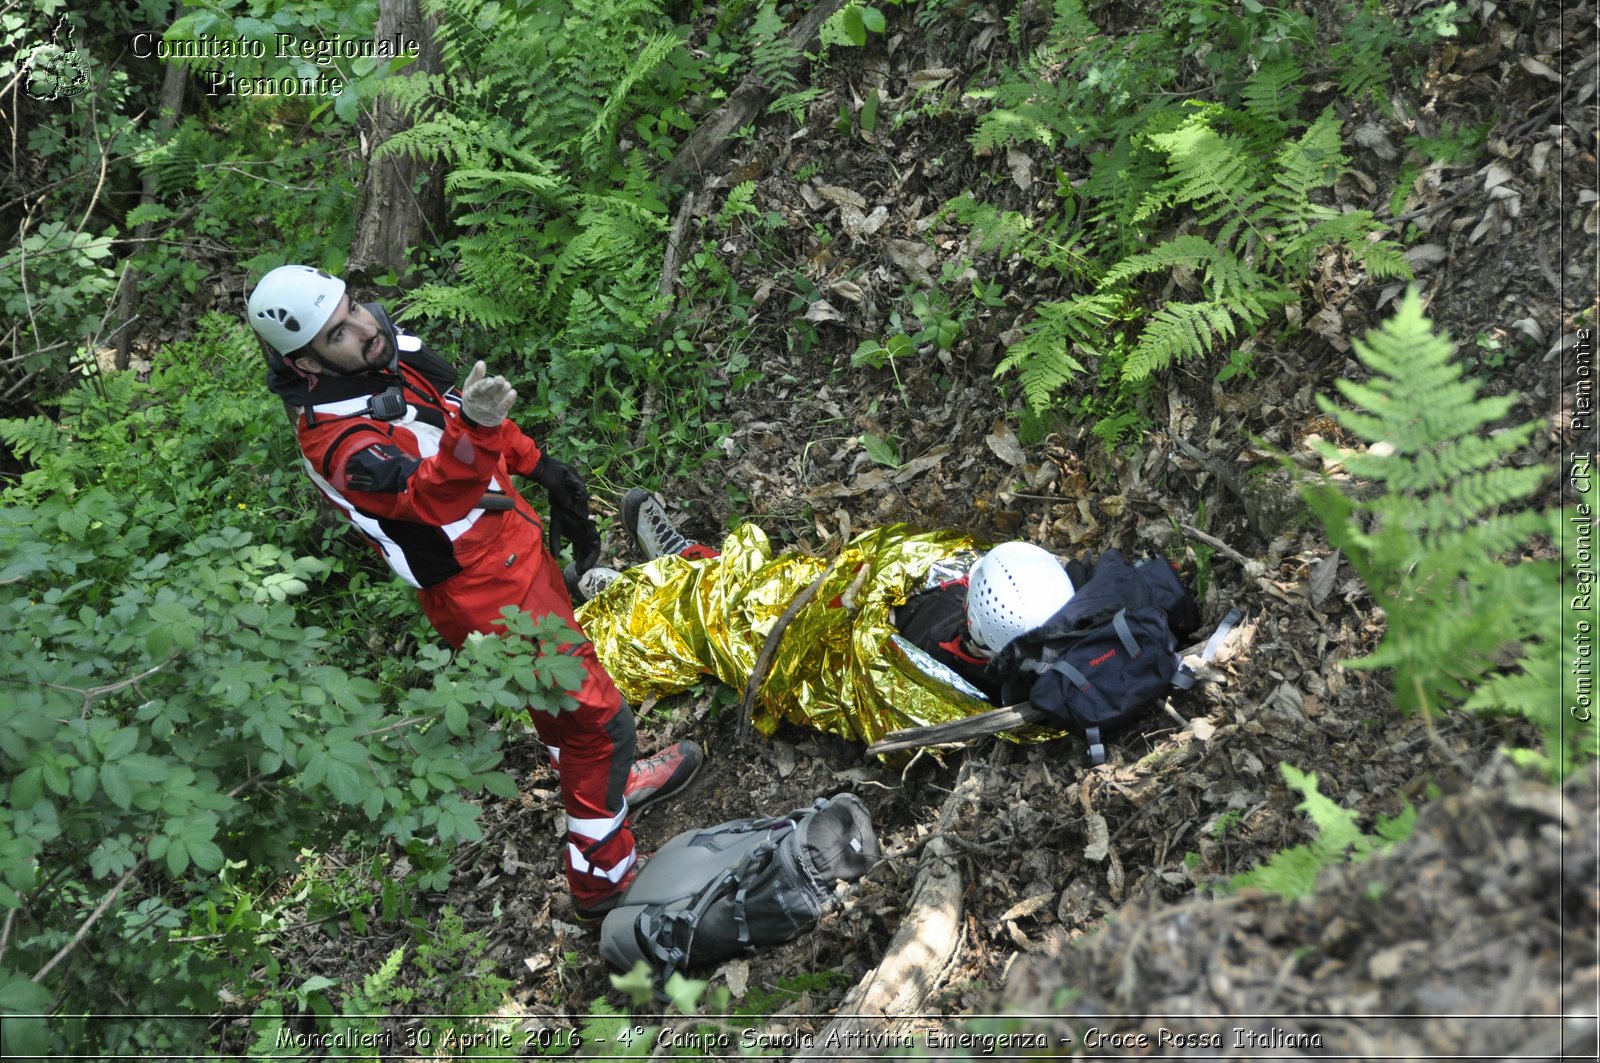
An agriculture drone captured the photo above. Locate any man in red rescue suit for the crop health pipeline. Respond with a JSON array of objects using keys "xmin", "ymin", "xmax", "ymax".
[{"xmin": 246, "ymin": 265, "xmax": 702, "ymax": 919}]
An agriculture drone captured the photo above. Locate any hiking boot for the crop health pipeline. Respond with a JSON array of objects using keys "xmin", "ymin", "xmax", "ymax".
[
  {"xmin": 621, "ymin": 488, "xmax": 701, "ymax": 561},
  {"xmin": 624, "ymin": 739, "xmax": 704, "ymax": 815},
  {"xmin": 572, "ymin": 857, "xmax": 643, "ymax": 924},
  {"xmin": 575, "ymin": 566, "xmax": 622, "ymax": 603}
]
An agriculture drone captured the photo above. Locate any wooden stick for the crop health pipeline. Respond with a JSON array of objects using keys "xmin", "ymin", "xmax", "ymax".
[
  {"xmin": 866, "ymin": 702, "xmax": 1047, "ymax": 756},
  {"xmin": 1177, "ymin": 521, "xmax": 1259, "ymax": 571},
  {"xmin": 737, "ymin": 559, "xmax": 838, "ymax": 738},
  {"xmin": 632, "ymin": 191, "xmax": 698, "ymax": 452},
  {"xmin": 662, "ymin": 0, "xmax": 848, "ymax": 186},
  {"xmin": 795, "ymin": 761, "xmax": 982, "ymax": 1056}
]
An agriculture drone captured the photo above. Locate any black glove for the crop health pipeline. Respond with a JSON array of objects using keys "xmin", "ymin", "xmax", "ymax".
[{"xmin": 532, "ymin": 456, "xmax": 601, "ymax": 572}]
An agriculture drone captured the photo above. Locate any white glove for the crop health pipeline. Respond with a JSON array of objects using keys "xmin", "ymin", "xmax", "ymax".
[{"xmin": 459, "ymin": 361, "xmax": 516, "ymax": 427}]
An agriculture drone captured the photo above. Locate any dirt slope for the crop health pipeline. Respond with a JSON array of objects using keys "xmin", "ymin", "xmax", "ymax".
[{"xmin": 273, "ymin": 0, "xmax": 1597, "ymax": 1053}]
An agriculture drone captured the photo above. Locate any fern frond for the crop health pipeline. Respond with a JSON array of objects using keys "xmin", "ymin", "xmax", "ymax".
[
  {"xmin": 1047, "ymin": 0, "xmax": 1100, "ymax": 45},
  {"xmin": 769, "ymin": 87, "xmax": 822, "ymax": 123},
  {"xmin": 0, "ymin": 415, "xmax": 60, "ymax": 463},
  {"xmin": 996, "ymin": 293, "xmax": 1125, "ymax": 410},
  {"xmin": 376, "ymin": 115, "xmax": 490, "ymax": 166},
  {"xmin": 1122, "ymin": 299, "xmax": 1237, "ymax": 380},
  {"xmin": 1348, "ymin": 236, "xmax": 1414, "ymax": 282},
  {"xmin": 750, "ymin": 1, "xmax": 801, "ymax": 93},
  {"xmin": 1333, "ymin": 40, "xmax": 1393, "ymax": 104},
  {"xmin": 1150, "ymin": 113, "xmax": 1274, "ymax": 257},
  {"xmin": 400, "ymin": 283, "xmax": 520, "ymax": 329},
  {"xmin": 373, "ymin": 71, "xmax": 452, "ymax": 116},
  {"xmin": 947, "ymin": 196, "xmax": 1037, "ymax": 257},
  {"xmin": 445, "ymin": 168, "xmax": 573, "ymax": 210},
  {"xmin": 1239, "ymin": 58, "xmax": 1303, "ymax": 132},
  {"xmin": 1228, "ymin": 763, "xmax": 1411, "ymax": 899},
  {"xmin": 1100, "ymin": 234, "xmax": 1217, "ymax": 286},
  {"xmin": 1203, "ymin": 250, "xmax": 1289, "ymax": 321},
  {"xmin": 1342, "ymin": 422, "xmax": 1539, "ymax": 495},
  {"xmin": 1403, "ymin": 467, "xmax": 1556, "ymax": 536},
  {"xmin": 1271, "ymin": 109, "xmax": 1346, "ymax": 208},
  {"xmin": 1082, "ymin": 133, "xmax": 1173, "ymax": 256},
  {"xmin": 580, "ymin": 32, "xmax": 680, "ymax": 170},
  {"xmin": 1302, "ymin": 291, "xmax": 1573, "ymax": 771},
  {"xmin": 1463, "ymin": 512, "xmax": 1591, "ymax": 777}
]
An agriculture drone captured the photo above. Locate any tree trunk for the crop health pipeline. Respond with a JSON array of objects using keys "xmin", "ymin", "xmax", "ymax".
[
  {"xmin": 113, "ymin": 59, "xmax": 187, "ymax": 370},
  {"xmin": 346, "ymin": 0, "xmax": 447, "ymax": 285}
]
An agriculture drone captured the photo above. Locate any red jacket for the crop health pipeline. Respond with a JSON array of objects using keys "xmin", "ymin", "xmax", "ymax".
[{"xmin": 268, "ymin": 312, "xmax": 563, "ymax": 647}]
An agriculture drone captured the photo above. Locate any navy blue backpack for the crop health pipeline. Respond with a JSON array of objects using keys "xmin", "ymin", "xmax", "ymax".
[{"xmin": 996, "ymin": 550, "xmax": 1202, "ymax": 765}]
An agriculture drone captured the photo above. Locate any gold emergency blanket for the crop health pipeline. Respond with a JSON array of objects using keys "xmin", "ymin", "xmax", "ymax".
[{"xmin": 576, "ymin": 523, "xmax": 995, "ymax": 745}]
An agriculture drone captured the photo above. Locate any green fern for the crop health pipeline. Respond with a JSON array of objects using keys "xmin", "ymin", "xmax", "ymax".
[
  {"xmin": 580, "ymin": 32, "xmax": 681, "ymax": 170},
  {"xmin": 768, "ymin": 87, "xmax": 822, "ymax": 124},
  {"xmin": 750, "ymin": 1, "xmax": 801, "ymax": 94},
  {"xmin": 1239, "ymin": 58, "xmax": 1303, "ymax": 132},
  {"xmin": 0, "ymin": 415, "xmax": 60, "ymax": 462},
  {"xmin": 1148, "ymin": 112, "xmax": 1273, "ymax": 255},
  {"xmin": 1228, "ymin": 763, "xmax": 1414, "ymax": 899},
  {"xmin": 1121, "ymin": 299, "xmax": 1240, "ymax": 381},
  {"xmin": 1301, "ymin": 290, "xmax": 1585, "ymax": 775},
  {"xmin": 368, "ymin": 0, "xmax": 689, "ymax": 451}
]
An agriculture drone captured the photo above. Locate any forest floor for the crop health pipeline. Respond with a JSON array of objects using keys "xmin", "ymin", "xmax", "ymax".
[{"xmin": 267, "ymin": 0, "xmax": 1596, "ymax": 1057}]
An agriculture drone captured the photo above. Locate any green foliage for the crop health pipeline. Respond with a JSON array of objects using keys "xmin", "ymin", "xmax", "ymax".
[
  {"xmin": 162, "ymin": 0, "xmax": 393, "ymax": 124},
  {"xmin": 1228, "ymin": 764, "xmax": 1415, "ymax": 899},
  {"xmin": 133, "ymin": 106, "xmax": 363, "ymax": 291},
  {"xmin": 1, "ymin": 0, "xmax": 375, "ymax": 406},
  {"xmin": 750, "ymin": 0, "xmax": 801, "ymax": 94},
  {"xmin": 587, "ymin": 962, "xmax": 852, "ymax": 1057},
  {"xmin": 244, "ymin": 904, "xmax": 526, "ymax": 1056},
  {"xmin": 0, "ymin": 3, "xmax": 136, "ymax": 401},
  {"xmin": 373, "ymin": 0, "xmax": 734, "ymax": 484},
  {"xmin": 952, "ymin": 0, "xmax": 1432, "ymax": 441},
  {"xmin": 0, "ymin": 320, "xmax": 589, "ymax": 1057},
  {"xmin": 0, "ymin": 221, "xmax": 118, "ymax": 376},
  {"xmin": 1300, "ymin": 291, "xmax": 1590, "ymax": 776},
  {"xmin": 820, "ymin": 1, "xmax": 888, "ymax": 51}
]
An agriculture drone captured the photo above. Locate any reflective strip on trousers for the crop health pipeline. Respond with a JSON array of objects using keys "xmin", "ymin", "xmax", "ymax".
[{"xmin": 569, "ymin": 844, "xmax": 636, "ymax": 882}]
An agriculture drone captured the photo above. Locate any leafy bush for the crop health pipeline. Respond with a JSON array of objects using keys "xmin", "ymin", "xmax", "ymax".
[
  {"xmin": 0, "ymin": 319, "xmax": 586, "ymax": 1057},
  {"xmin": 1301, "ymin": 290, "xmax": 1591, "ymax": 777},
  {"xmin": 949, "ymin": 0, "xmax": 1447, "ymax": 441},
  {"xmin": 371, "ymin": 0, "xmax": 735, "ymax": 483}
]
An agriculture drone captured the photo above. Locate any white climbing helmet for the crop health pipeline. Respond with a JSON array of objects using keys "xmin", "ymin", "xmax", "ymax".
[
  {"xmin": 247, "ymin": 265, "xmax": 345, "ymax": 354},
  {"xmin": 966, "ymin": 542, "xmax": 1075, "ymax": 656}
]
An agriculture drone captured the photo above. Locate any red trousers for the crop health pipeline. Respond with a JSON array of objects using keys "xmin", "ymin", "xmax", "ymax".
[{"xmin": 421, "ymin": 523, "xmax": 636, "ymax": 907}]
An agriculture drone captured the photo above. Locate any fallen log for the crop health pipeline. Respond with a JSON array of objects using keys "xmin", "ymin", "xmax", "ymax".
[
  {"xmin": 662, "ymin": 0, "xmax": 847, "ymax": 186},
  {"xmin": 795, "ymin": 760, "xmax": 985, "ymax": 1057}
]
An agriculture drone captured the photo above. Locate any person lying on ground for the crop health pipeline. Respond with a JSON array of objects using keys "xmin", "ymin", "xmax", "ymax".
[{"xmin": 572, "ymin": 491, "xmax": 1078, "ymax": 747}]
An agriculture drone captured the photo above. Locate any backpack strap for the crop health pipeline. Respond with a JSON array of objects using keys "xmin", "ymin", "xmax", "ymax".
[
  {"xmin": 1112, "ymin": 609, "xmax": 1142, "ymax": 658},
  {"xmin": 1049, "ymin": 657, "xmax": 1091, "ymax": 691},
  {"xmin": 1200, "ymin": 607, "xmax": 1244, "ymax": 663},
  {"xmin": 1171, "ymin": 606, "xmax": 1244, "ymax": 692},
  {"xmin": 650, "ymin": 864, "xmax": 740, "ymax": 978}
]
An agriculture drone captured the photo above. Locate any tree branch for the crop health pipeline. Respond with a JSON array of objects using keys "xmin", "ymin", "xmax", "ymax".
[
  {"xmin": 738, "ymin": 559, "xmax": 838, "ymax": 739},
  {"xmin": 32, "ymin": 862, "xmax": 141, "ymax": 983}
]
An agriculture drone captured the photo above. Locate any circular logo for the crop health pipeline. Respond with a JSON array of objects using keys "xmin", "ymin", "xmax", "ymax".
[{"xmin": 24, "ymin": 17, "xmax": 90, "ymax": 102}]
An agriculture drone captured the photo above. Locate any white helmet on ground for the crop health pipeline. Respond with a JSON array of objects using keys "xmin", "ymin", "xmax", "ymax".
[
  {"xmin": 966, "ymin": 542, "xmax": 1075, "ymax": 656},
  {"xmin": 247, "ymin": 265, "xmax": 345, "ymax": 355}
]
